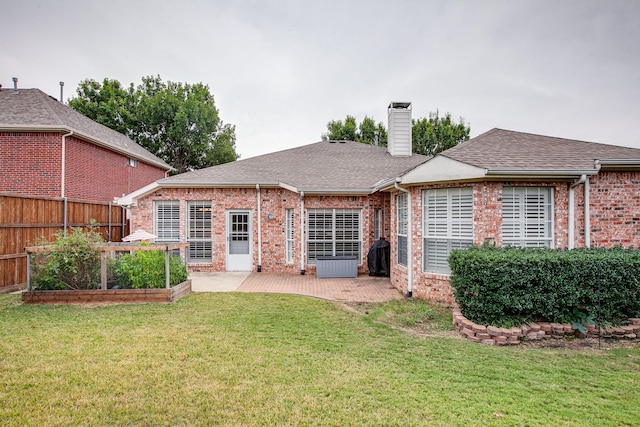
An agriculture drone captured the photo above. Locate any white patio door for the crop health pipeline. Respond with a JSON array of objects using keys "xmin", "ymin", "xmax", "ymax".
[{"xmin": 226, "ymin": 210, "xmax": 252, "ymax": 271}]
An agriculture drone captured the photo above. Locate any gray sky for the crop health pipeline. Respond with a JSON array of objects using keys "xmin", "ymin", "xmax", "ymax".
[{"xmin": 3, "ymin": 0, "xmax": 640, "ymax": 159}]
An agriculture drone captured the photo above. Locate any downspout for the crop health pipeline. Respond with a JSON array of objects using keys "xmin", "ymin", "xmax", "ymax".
[
  {"xmin": 395, "ymin": 181, "xmax": 412, "ymax": 298},
  {"xmin": 568, "ymin": 174, "xmax": 586, "ymax": 249},
  {"xmin": 584, "ymin": 176, "xmax": 591, "ymax": 248},
  {"xmin": 256, "ymin": 184, "xmax": 262, "ymax": 272},
  {"xmin": 61, "ymin": 130, "xmax": 72, "ymax": 236},
  {"xmin": 300, "ymin": 191, "xmax": 305, "ymax": 275}
]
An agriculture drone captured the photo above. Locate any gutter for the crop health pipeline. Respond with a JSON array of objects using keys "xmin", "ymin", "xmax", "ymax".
[
  {"xmin": 300, "ymin": 191, "xmax": 305, "ymax": 275},
  {"xmin": 568, "ymin": 174, "xmax": 587, "ymax": 249},
  {"xmin": 395, "ymin": 180, "xmax": 412, "ymax": 298},
  {"xmin": 61, "ymin": 130, "xmax": 73, "ymax": 198}
]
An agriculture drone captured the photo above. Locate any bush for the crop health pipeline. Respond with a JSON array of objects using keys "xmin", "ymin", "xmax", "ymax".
[
  {"xmin": 31, "ymin": 227, "xmax": 104, "ymax": 290},
  {"xmin": 113, "ymin": 246, "xmax": 187, "ymax": 289},
  {"xmin": 449, "ymin": 246, "xmax": 640, "ymax": 327}
]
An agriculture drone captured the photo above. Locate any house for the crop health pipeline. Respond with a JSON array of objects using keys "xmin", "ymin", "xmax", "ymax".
[
  {"xmin": 117, "ymin": 102, "xmax": 640, "ymax": 305},
  {"xmin": 0, "ymin": 88, "xmax": 171, "ymax": 203}
]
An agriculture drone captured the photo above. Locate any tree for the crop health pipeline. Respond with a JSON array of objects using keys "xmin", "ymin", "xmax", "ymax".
[
  {"xmin": 321, "ymin": 110, "xmax": 469, "ymax": 156},
  {"xmin": 412, "ymin": 111, "xmax": 470, "ymax": 156},
  {"xmin": 69, "ymin": 76, "xmax": 239, "ymax": 174},
  {"xmin": 322, "ymin": 115, "xmax": 387, "ymax": 146}
]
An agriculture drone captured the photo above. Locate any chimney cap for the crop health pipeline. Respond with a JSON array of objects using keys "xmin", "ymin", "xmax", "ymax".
[{"xmin": 389, "ymin": 102, "xmax": 411, "ymax": 110}]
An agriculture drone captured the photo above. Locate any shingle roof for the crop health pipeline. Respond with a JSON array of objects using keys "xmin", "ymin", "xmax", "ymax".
[
  {"xmin": 442, "ymin": 128, "xmax": 640, "ymax": 171},
  {"xmin": 160, "ymin": 140, "xmax": 430, "ymax": 193},
  {"xmin": 0, "ymin": 88, "xmax": 171, "ymax": 170}
]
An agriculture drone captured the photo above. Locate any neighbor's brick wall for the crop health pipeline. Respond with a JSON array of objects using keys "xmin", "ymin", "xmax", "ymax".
[
  {"xmin": 1, "ymin": 132, "xmax": 167, "ymax": 203},
  {"xmin": 131, "ymin": 188, "xmax": 389, "ymax": 274},
  {"xmin": 65, "ymin": 136, "xmax": 166, "ymax": 202},
  {"xmin": 0, "ymin": 132, "xmax": 62, "ymax": 197}
]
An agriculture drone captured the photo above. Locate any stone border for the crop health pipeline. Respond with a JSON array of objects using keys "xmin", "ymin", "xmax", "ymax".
[{"xmin": 452, "ymin": 304, "xmax": 640, "ymax": 346}]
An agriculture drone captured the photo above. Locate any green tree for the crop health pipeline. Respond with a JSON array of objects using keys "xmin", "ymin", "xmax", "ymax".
[
  {"xmin": 412, "ymin": 111, "xmax": 470, "ymax": 156},
  {"xmin": 69, "ymin": 76, "xmax": 239, "ymax": 173},
  {"xmin": 321, "ymin": 111, "xmax": 469, "ymax": 155},
  {"xmin": 322, "ymin": 115, "xmax": 387, "ymax": 146}
]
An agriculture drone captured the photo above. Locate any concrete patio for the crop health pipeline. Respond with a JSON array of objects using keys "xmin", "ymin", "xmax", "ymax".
[{"xmin": 188, "ymin": 272, "xmax": 402, "ymax": 303}]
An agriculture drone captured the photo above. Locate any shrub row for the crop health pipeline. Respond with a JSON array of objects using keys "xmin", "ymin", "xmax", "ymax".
[{"xmin": 449, "ymin": 246, "xmax": 640, "ymax": 328}]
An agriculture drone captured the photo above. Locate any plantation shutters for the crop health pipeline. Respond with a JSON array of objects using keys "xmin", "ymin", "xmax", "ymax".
[
  {"xmin": 307, "ymin": 209, "xmax": 361, "ymax": 263},
  {"xmin": 187, "ymin": 201, "xmax": 212, "ymax": 263},
  {"xmin": 423, "ymin": 188, "xmax": 473, "ymax": 274},
  {"xmin": 285, "ymin": 209, "xmax": 294, "ymax": 264},
  {"xmin": 154, "ymin": 201, "xmax": 180, "ymax": 242},
  {"xmin": 502, "ymin": 187, "xmax": 552, "ymax": 248},
  {"xmin": 397, "ymin": 194, "xmax": 408, "ymax": 266}
]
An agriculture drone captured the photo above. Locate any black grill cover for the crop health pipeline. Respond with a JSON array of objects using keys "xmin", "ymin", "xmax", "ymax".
[{"xmin": 367, "ymin": 237, "xmax": 390, "ymax": 277}]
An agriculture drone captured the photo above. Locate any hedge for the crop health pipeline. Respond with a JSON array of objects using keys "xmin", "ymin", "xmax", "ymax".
[{"xmin": 449, "ymin": 246, "xmax": 640, "ymax": 328}]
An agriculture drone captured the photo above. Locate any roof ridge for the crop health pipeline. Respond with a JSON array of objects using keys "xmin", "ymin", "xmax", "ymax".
[{"xmin": 33, "ymin": 89, "xmax": 65, "ymax": 126}]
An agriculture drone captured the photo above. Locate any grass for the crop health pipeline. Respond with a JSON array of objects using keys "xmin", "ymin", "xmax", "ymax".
[{"xmin": 1, "ymin": 293, "xmax": 639, "ymax": 426}]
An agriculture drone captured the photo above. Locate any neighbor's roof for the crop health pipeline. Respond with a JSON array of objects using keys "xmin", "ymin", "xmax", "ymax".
[
  {"xmin": 444, "ymin": 128, "xmax": 640, "ymax": 172},
  {"xmin": 159, "ymin": 140, "xmax": 429, "ymax": 194},
  {"xmin": 0, "ymin": 88, "xmax": 171, "ymax": 171}
]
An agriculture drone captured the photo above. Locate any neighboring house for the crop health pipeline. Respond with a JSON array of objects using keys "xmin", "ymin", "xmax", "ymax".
[
  {"xmin": 0, "ymin": 88, "xmax": 171, "ymax": 203},
  {"xmin": 117, "ymin": 102, "xmax": 640, "ymax": 305},
  {"xmin": 389, "ymin": 128, "xmax": 640, "ymax": 304}
]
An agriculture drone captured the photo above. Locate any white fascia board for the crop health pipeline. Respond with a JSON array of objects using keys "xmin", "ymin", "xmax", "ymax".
[
  {"xmin": 595, "ymin": 159, "xmax": 640, "ymax": 169},
  {"xmin": 115, "ymin": 181, "xmax": 161, "ymax": 207},
  {"xmin": 298, "ymin": 188, "xmax": 373, "ymax": 196},
  {"xmin": 486, "ymin": 169, "xmax": 598, "ymax": 179},
  {"xmin": 401, "ymin": 156, "xmax": 487, "ymax": 184}
]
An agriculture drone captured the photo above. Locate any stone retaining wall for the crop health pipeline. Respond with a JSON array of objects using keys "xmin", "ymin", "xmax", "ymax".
[{"xmin": 453, "ymin": 305, "xmax": 640, "ymax": 346}]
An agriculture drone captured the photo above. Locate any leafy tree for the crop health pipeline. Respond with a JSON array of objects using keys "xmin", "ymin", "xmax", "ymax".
[
  {"xmin": 412, "ymin": 111, "xmax": 470, "ymax": 156},
  {"xmin": 322, "ymin": 115, "xmax": 387, "ymax": 146},
  {"xmin": 69, "ymin": 76, "xmax": 239, "ymax": 173},
  {"xmin": 321, "ymin": 110, "xmax": 469, "ymax": 156}
]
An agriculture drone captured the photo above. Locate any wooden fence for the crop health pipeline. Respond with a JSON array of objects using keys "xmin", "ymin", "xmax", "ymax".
[{"xmin": 0, "ymin": 193, "xmax": 128, "ymax": 292}]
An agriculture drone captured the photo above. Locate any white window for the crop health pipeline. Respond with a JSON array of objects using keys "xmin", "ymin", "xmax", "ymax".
[
  {"xmin": 397, "ymin": 194, "xmax": 408, "ymax": 266},
  {"xmin": 154, "ymin": 201, "xmax": 180, "ymax": 242},
  {"xmin": 285, "ymin": 209, "xmax": 294, "ymax": 264},
  {"xmin": 127, "ymin": 158, "xmax": 137, "ymax": 167},
  {"xmin": 374, "ymin": 208, "xmax": 382, "ymax": 241},
  {"xmin": 187, "ymin": 201, "xmax": 212, "ymax": 263},
  {"xmin": 307, "ymin": 209, "xmax": 361, "ymax": 263},
  {"xmin": 502, "ymin": 187, "xmax": 552, "ymax": 248},
  {"xmin": 423, "ymin": 188, "xmax": 473, "ymax": 274}
]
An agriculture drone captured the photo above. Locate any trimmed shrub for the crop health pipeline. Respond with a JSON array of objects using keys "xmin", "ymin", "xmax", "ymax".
[
  {"xmin": 449, "ymin": 246, "xmax": 640, "ymax": 327},
  {"xmin": 113, "ymin": 248, "xmax": 187, "ymax": 289}
]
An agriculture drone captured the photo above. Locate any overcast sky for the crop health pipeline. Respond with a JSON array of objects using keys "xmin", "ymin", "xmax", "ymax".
[{"xmin": 3, "ymin": 0, "xmax": 640, "ymax": 159}]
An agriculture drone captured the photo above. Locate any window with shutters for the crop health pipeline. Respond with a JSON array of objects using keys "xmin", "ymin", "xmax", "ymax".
[
  {"xmin": 502, "ymin": 187, "xmax": 552, "ymax": 248},
  {"xmin": 187, "ymin": 201, "xmax": 212, "ymax": 263},
  {"xmin": 397, "ymin": 194, "xmax": 408, "ymax": 266},
  {"xmin": 423, "ymin": 188, "xmax": 473, "ymax": 274},
  {"xmin": 285, "ymin": 209, "xmax": 294, "ymax": 263},
  {"xmin": 307, "ymin": 209, "xmax": 361, "ymax": 263},
  {"xmin": 154, "ymin": 201, "xmax": 180, "ymax": 242}
]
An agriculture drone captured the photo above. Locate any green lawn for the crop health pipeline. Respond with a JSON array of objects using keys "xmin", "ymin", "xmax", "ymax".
[{"xmin": 1, "ymin": 293, "xmax": 638, "ymax": 426}]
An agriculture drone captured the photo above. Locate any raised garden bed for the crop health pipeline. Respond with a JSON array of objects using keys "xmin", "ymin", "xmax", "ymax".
[{"xmin": 22, "ymin": 279, "xmax": 191, "ymax": 304}]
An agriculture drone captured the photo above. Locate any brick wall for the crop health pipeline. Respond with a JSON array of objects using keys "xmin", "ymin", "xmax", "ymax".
[
  {"xmin": 131, "ymin": 188, "xmax": 389, "ymax": 274},
  {"xmin": 0, "ymin": 132, "xmax": 62, "ymax": 197},
  {"xmin": 1, "ymin": 132, "xmax": 167, "ymax": 203}
]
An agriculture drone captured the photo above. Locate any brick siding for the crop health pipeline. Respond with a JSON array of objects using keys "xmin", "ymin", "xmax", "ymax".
[
  {"xmin": 131, "ymin": 188, "xmax": 388, "ymax": 274},
  {"xmin": 1, "ymin": 132, "xmax": 167, "ymax": 203}
]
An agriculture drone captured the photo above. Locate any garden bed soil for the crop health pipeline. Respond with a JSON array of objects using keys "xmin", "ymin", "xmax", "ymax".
[{"xmin": 21, "ymin": 280, "xmax": 191, "ymax": 304}]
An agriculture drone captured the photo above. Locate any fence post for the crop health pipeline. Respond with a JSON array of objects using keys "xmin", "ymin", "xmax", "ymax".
[{"xmin": 101, "ymin": 251, "xmax": 107, "ymax": 290}]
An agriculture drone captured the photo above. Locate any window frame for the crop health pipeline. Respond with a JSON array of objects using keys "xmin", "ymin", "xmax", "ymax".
[
  {"xmin": 187, "ymin": 201, "xmax": 212, "ymax": 263},
  {"xmin": 396, "ymin": 193, "xmax": 408, "ymax": 266},
  {"xmin": 154, "ymin": 201, "xmax": 180, "ymax": 242},
  {"xmin": 502, "ymin": 186, "xmax": 553, "ymax": 248},
  {"xmin": 306, "ymin": 208, "xmax": 361, "ymax": 264},
  {"xmin": 422, "ymin": 187, "xmax": 474, "ymax": 274}
]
